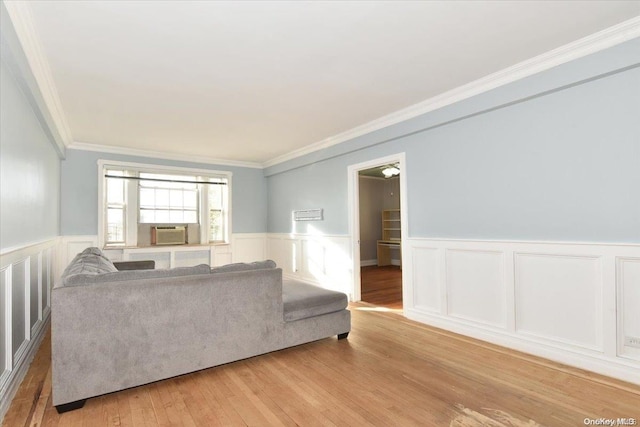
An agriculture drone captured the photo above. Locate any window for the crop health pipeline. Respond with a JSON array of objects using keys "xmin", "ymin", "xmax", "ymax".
[
  {"xmin": 99, "ymin": 161, "xmax": 231, "ymax": 247},
  {"xmin": 139, "ymin": 173, "xmax": 199, "ymax": 224}
]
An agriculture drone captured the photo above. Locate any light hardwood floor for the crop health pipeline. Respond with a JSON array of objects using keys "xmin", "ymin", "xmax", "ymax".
[
  {"xmin": 361, "ymin": 266, "xmax": 402, "ymax": 310},
  {"xmin": 3, "ymin": 304, "xmax": 639, "ymax": 426}
]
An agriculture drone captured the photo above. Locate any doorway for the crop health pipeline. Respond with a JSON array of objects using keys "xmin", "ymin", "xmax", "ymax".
[{"xmin": 348, "ymin": 154, "xmax": 407, "ymax": 311}]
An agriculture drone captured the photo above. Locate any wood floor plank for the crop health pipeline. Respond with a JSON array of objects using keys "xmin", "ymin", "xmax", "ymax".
[
  {"xmin": 361, "ymin": 265, "xmax": 403, "ymax": 309},
  {"xmin": 147, "ymin": 378, "xmax": 196, "ymax": 427},
  {"xmin": 194, "ymin": 369, "xmax": 246, "ymax": 426}
]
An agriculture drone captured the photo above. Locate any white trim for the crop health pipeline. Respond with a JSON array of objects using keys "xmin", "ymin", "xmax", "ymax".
[
  {"xmin": 405, "ymin": 307, "xmax": 639, "ymax": 385},
  {"xmin": 0, "ymin": 317, "xmax": 49, "ymax": 424},
  {"xmin": 0, "ymin": 239, "xmax": 59, "ymax": 423},
  {"xmin": 407, "ymin": 236, "xmax": 640, "ymax": 248},
  {"xmin": 263, "ymin": 17, "xmax": 640, "ymax": 168},
  {"xmin": 69, "ymin": 142, "xmax": 263, "ymax": 169},
  {"xmin": 347, "ymin": 153, "xmax": 408, "ymax": 302},
  {"xmin": 360, "ymin": 259, "xmax": 378, "ymax": 267},
  {"xmin": 1, "ymin": 266, "xmax": 11, "ymax": 386},
  {"xmin": 2, "ymin": 1, "xmax": 72, "ymax": 152},
  {"xmin": 96, "ymin": 159, "xmax": 234, "ymax": 180},
  {"xmin": 404, "ymin": 238, "xmax": 640, "ymax": 385},
  {"xmin": 0, "ymin": 237, "xmax": 59, "ymax": 258}
]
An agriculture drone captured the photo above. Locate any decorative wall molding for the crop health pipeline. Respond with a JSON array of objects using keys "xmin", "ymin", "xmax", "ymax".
[
  {"xmin": 404, "ymin": 237, "xmax": 640, "ymax": 385},
  {"xmin": 0, "ymin": 239, "xmax": 57, "ymax": 422},
  {"xmin": 263, "ymin": 17, "xmax": 640, "ymax": 169},
  {"xmin": 59, "ymin": 235, "xmax": 98, "ymax": 274},
  {"xmin": 267, "ymin": 233, "xmax": 353, "ymax": 298},
  {"xmin": 231, "ymin": 233, "xmax": 267, "ymax": 263},
  {"xmin": 68, "ymin": 142, "xmax": 263, "ymax": 169},
  {"xmin": 1, "ymin": 1, "xmax": 72, "ymax": 155},
  {"xmin": 617, "ymin": 257, "xmax": 640, "ymax": 361},
  {"xmin": 5, "ymin": 0, "xmax": 639, "ymax": 172}
]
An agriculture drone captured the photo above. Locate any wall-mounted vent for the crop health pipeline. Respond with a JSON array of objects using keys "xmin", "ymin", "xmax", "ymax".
[
  {"xmin": 293, "ymin": 209, "xmax": 323, "ymax": 221},
  {"xmin": 151, "ymin": 226, "xmax": 187, "ymax": 245}
]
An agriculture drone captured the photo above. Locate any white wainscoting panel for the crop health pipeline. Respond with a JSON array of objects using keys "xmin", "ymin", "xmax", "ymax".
[
  {"xmin": 0, "ymin": 238, "xmax": 58, "ymax": 421},
  {"xmin": 0, "ymin": 268, "xmax": 9, "ymax": 390},
  {"xmin": 446, "ymin": 249, "xmax": 506, "ymax": 328},
  {"xmin": 11, "ymin": 260, "xmax": 28, "ymax": 370},
  {"xmin": 618, "ymin": 257, "xmax": 640, "ymax": 361},
  {"xmin": 267, "ymin": 233, "xmax": 353, "ymax": 297},
  {"xmin": 231, "ymin": 233, "xmax": 267, "ymax": 263},
  {"xmin": 404, "ymin": 238, "xmax": 640, "ymax": 385},
  {"xmin": 60, "ymin": 235, "xmax": 98, "ymax": 273},
  {"xmin": 212, "ymin": 244, "xmax": 232, "ymax": 267},
  {"xmin": 515, "ymin": 253, "xmax": 602, "ymax": 352},
  {"xmin": 411, "ymin": 247, "xmax": 440, "ymax": 313}
]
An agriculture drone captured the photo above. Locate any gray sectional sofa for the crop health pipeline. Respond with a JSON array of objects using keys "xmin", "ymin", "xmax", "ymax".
[{"xmin": 52, "ymin": 248, "xmax": 350, "ymax": 412}]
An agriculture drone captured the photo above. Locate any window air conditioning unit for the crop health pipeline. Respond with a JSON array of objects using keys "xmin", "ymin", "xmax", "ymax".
[{"xmin": 151, "ymin": 226, "xmax": 187, "ymax": 245}]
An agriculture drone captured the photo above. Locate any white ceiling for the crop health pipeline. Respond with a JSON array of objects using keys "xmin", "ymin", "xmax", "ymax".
[{"xmin": 20, "ymin": 1, "xmax": 640, "ymax": 165}]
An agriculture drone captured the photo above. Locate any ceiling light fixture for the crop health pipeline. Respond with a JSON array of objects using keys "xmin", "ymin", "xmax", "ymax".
[{"xmin": 382, "ymin": 166, "xmax": 400, "ymax": 178}]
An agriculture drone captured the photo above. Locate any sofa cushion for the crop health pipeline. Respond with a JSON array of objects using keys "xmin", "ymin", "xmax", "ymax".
[
  {"xmin": 61, "ymin": 252, "xmax": 118, "ymax": 279},
  {"xmin": 80, "ymin": 247, "xmax": 108, "ymax": 257},
  {"xmin": 282, "ymin": 280, "xmax": 348, "ymax": 322},
  {"xmin": 211, "ymin": 260, "xmax": 276, "ymax": 274},
  {"xmin": 63, "ymin": 264, "xmax": 212, "ymax": 286}
]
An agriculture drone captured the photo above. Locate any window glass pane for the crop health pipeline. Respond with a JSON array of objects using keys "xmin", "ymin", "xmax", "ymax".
[
  {"xmin": 155, "ymin": 210, "xmax": 170, "ymax": 223},
  {"xmin": 170, "ymin": 190, "xmax": 183, "ymax": 208},
  {"xmin": 139, "ymin": 188, "xmax": 155, "ymax": 208},
  {"xmin": 107, "ymin": 207, "xmax": 124, "ymax": 242},
  {"xmin": 140, "ymin": 209, "xmax": 155, "ymax": 223},
  {"xmin": 107, "ymin": 178, "xmax": 124, "ymax": 204},
  {"xmin": 169, "ymin": 210, "xmax": 183, "ymax": 223},
  {"xmin": 208, "ymin": 185, "xmax": 222, "ymax": 209},
  {"xmin": 209, "ymin": 209, "xmax": 222, "ymax": 241},
  {"xmin": 184, "ymin": 211, "xmax": 197, "ymax": 223},
  {"xmin": 184, "ymin": 191, "xmax": 197, "ymax": 209},
  {"xmin": 155, "ymin": 189, "xmax": 169, "ymax": 208}
]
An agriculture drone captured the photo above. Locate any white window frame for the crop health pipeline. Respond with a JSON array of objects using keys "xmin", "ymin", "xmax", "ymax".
[{"xmin": 97, "ymin": 159, "xmax": 232, "ymax": 248}]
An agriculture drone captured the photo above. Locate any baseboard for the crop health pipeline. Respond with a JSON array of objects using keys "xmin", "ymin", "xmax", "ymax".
[
  {"xmin": 0, "ymin": 315, "xmax": 50, "ymax": 424},
  {"xmin": 405, "ymin": 307, "xmax": 640, "ymax": 385}
]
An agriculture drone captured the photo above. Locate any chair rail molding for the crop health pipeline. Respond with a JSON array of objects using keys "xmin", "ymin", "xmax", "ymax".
[{"xmin": 402, "ymin": 237, "xmax": 640, "ymax": 385}]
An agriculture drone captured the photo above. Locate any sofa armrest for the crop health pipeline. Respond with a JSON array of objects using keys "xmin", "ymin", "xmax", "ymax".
[{"xmin": 113, "ymin": 260, "xmax": 155, "ymax": 271}]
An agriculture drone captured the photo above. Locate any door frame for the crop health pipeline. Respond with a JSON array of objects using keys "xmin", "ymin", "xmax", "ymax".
[{"xmin": 347, "ymin": 152, "xmax": 408, "ymax": 302}]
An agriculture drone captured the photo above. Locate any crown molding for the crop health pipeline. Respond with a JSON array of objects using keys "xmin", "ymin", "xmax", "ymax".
[
  {"xmin": 68, "ymin": 141, "xmax": 263, "ymax": 169},
  {"xmin": 262, "ymin": 17, "xmax": 640, "ymax": 169},
  {"xmin": 3, "ymin": 1, "xmax": 73, "ymax": 151}
]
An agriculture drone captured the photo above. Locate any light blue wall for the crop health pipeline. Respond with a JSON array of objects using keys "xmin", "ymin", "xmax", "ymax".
[
  {"xmin": 0, "ymin": 57, "xmax": 60, "ymax": 250},
  {"xmin": 267, "ymin": 39, "xmax": 640, "ymax": 243},
  {"xmin": 60, "ymin": 150, "xmax": 267, "ymax": 235}
]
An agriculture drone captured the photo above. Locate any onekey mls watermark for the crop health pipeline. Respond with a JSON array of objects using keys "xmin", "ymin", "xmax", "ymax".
[{"xmin": 583, "ymin": 419, "xmax": 637, "ymax": 426}]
